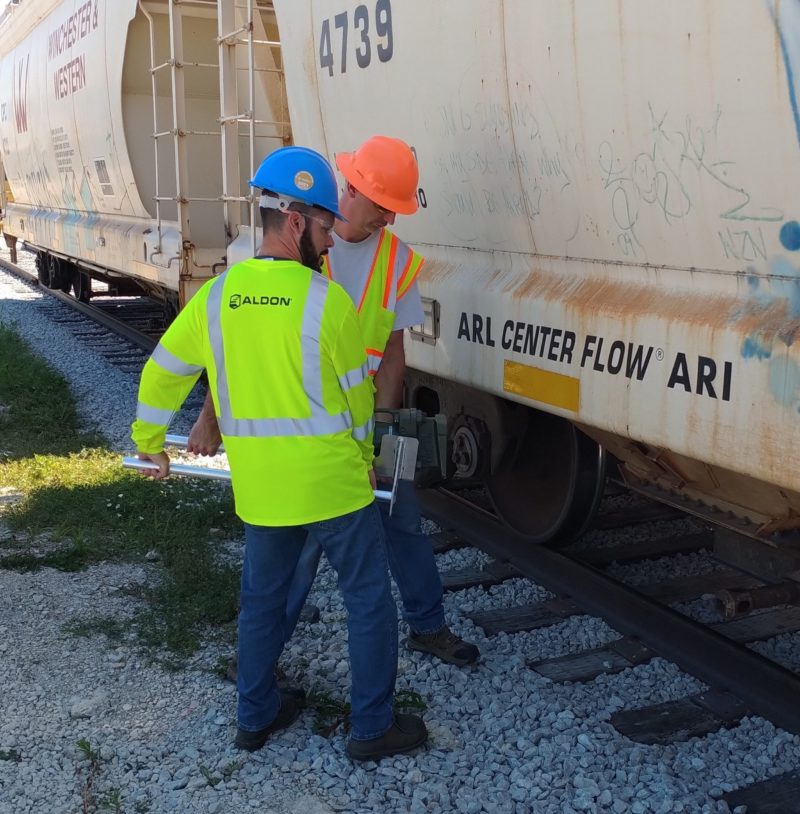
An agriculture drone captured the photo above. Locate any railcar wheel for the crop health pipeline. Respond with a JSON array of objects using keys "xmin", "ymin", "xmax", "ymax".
[
  {"xmin": 47, "ymin": 255, "xmax": 71, "ymax": 293},
  {"xmin": 36, "ymin": 253, "xmax": 51, "ymax": 287},
  {"xmin": 485, "ymin": 410, "xmax": 605, "ymax": 545},
  {"xmin": 72, "ymin": 270, "xmax": 91, "ymax": 302}
]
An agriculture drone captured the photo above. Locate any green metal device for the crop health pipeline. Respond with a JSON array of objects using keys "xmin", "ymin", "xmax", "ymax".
[{"xmin": 374, "ymin": 408, "xmax": 448, "ymax": 487}]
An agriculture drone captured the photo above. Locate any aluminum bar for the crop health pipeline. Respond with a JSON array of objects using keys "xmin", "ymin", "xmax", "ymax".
[
  {"xmin": 123, "ymin": 457, "xmax": 231, "ymax": 481},
  {"xmin": 123, "ymin": 457, "xmax": 392, "ymax": 502}
]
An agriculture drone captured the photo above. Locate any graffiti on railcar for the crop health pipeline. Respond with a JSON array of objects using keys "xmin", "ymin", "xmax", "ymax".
[
  {"xmin": 598, "ymin": 104, "xmax": 783, "ymax": 260},
  {"xmin": 11, "ymin": 52, "xmax": 29, "ymax": 134}
]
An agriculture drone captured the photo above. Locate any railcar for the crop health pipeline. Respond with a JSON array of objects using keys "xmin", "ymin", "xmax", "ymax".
[
  {"xmin": 0, "ymin": 0, "xmax": 289, "ymax": 310},
  {"xmin": 3, "ymin": 0, "xmax": 800, "ymax": 546}
]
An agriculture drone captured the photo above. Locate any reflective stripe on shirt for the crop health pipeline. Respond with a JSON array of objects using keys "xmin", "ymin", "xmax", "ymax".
[
  {"xmin": 136, "ymin": 401, "xmax": 174, "ymax": 425},
  {"xmin": 151, "ymin": 343, "xmax": 204, "ymax": 377},
  {"xmin": 352, "ymin": 415, "xmax": 375, "ymax": 441},
  {"xmin": 339, "ymin": 360, "xmax": 370, "ymax": 391},
  {"xmin": 206, "ymin": 270, "xmax": 357, "ymax": 439},
  {"xmin": 367, "ymin": 349, "xmax": 384, "ymax": 376}
]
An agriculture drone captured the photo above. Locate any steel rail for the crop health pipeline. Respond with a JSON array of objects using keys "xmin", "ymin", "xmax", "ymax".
[
  {"xmin": 0, "ymin": 257, "xmax": 157, "ymax": 354},
  {"xmin": 418, "ymin": 488, "xmax": 800, "ymax": 736}
]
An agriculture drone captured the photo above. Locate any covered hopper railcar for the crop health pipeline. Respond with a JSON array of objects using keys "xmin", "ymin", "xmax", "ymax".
[{"xmin": 3, "ymin": 0, "xmax": 800, "ymax": 546}]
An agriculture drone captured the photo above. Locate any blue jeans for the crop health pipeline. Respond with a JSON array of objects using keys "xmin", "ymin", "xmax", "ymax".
[
  {"xmin": 286, "ymin": 481, "xmax": 445, "ymax": 641},
  {"xmin": 237, "ymin": 502, "xmax": 397, "ymax": 740}
]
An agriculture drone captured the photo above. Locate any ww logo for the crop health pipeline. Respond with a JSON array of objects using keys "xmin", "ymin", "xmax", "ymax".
[{"xmin": 12, "ymin": 53, "xmax": 29, "ymax": 134}]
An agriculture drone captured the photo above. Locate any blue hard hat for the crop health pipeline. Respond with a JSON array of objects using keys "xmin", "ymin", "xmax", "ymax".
[{"xmin": 249, "ymin": 146, "xmax": 343, "ymax": 220}]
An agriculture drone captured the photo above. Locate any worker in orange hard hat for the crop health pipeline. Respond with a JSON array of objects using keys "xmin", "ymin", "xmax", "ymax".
[
  {"xmin": 302, "ymin": 134, "xmax": 480, "ymax": 675},
  {"xmin": 336, "ymin": 134, "xmax": 420, "ymax": 218}
]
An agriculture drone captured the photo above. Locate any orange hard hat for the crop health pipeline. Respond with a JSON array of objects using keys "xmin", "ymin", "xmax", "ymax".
[{"xmin": 335, "ymin": 136, "xmax": 419, "ymax": 215}]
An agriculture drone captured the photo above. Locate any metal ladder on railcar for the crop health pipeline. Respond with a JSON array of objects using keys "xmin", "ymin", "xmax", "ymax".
[{"xmin": 138, "ymin": 0, "xmax": 291, "ymax": 304}]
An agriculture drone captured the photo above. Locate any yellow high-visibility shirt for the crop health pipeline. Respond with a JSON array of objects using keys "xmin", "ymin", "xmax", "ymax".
[{"xmin": 131, "ymin": 258, "xmax": 375, "ymax": 526}]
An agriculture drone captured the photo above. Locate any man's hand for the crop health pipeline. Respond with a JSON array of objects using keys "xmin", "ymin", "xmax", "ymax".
[
  {"xmin": 187, "ymin": 392, "xmax": 222, "ymax": 455},
  {"xmin": 368, "ymin": 468, "xmax": 377, "ymax": 490},
  {"xmin": 136, "ymin": 451, "xmax": 170, "ymax": 480}
]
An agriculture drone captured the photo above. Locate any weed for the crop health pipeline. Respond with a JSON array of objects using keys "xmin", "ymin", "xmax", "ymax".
[
  {"xmin": 76, "ymin": 738, "xmax": 101, "ymax": 765},
  {"xmin": 0, "ymin": 324, "xmax": 103, "ymax": 460},
  {"xmin": 100, "ymin": 788, "xmax": 123, "ymax": 813},
  {"xmin": 0, "ymin": 748, "xmax": 20, "ymax": 762},
  {"xmin": 76, "ymin": 738, "xmax": 102, "ymax": 814},
  {"xmin": 394, "ymin": 688, "xmax": 427, "ymax": 714},
  {"xmin": 63, "ymin": 617, "xmax": 125, "ymax": 644},
  {"xmin": 219, "ymin": 759, "xmax": 242, "ymax": 779},
  {"xmin": 199, "ymin": 765, "xmax": 222, "ymax": 787},
  {"xmin": 306, "ymin": 687, "xmax": 352, "ymax": 737},
  {"xmin": 214, "ymin": 655, "xmax": 234, "ymax": 680},
  {"xmin": 305, "ymin": 687, "xmax": 429, "ymax": 738}
]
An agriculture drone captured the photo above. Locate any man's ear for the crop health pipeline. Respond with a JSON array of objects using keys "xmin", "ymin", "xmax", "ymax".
[{"xmin": 285, "ymin": 209, "xmax": 306, "ymax": 237}]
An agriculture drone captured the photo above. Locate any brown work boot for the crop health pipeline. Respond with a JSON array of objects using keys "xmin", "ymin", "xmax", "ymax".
[
  {"xmin": 346, "ymin": 714, "xmax": 428, "ymax": 762},
  {"xmin": 407, "ymin": 625, "xmax": 480, "ymax": 667}
]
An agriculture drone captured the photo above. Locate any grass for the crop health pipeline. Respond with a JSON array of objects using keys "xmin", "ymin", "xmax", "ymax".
[
  {"xmin": 63, "ymin": 617, "xmax": 126, "ymax": 644},
  {"xmin": 0, "ymin": 324, "xmax": 240, "ymax": 658}
]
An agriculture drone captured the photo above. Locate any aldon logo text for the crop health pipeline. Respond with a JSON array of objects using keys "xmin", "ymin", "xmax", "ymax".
[{"xmin": 229, "ymin": 294, "xmax": 292, "ymax": 309}]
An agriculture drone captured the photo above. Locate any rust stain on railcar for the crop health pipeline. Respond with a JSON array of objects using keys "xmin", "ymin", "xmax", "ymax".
[
  {"xmin": 421, "ymin": 256, "xmax": 800, "ymax": 350},
  {"xmin": 507, "ymin": 267, "xmax": 741, "ymax": 331}
]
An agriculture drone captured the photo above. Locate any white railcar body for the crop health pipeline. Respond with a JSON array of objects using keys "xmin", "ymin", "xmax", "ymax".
[
  {"xmin": 273, "ymin": 0, "xmax": 800, "ymax": 533},
  {"xmin": 0, "ymin": 0, "xmax": 288, "ymax": 303}
]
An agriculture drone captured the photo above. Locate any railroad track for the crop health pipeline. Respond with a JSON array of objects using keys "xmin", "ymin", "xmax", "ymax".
[
  {"xmin": 0, "ymin": 250, "xmax": 159, "ymax": 364},
  {"xmin": 421, "ymin": 487, "xmax": 800, "ymax": 810},
  {"xmin": 0, "ymin": 248, "xmax": 208, "ymax": 416}
]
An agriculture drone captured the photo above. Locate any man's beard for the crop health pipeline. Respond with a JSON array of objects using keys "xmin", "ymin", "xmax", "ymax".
[{"xmin": 299, "ymin": 224, "xmax": 325, "ymax": 272}]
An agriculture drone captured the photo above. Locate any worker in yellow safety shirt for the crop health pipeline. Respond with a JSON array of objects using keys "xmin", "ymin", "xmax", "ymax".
[
  {"xmin": 189, "ymin": 136, "xmax": 480, "ymax": 669},
  {"xmin": 131, "ymin": 146, "xmax": 427, "ymax": 762}
]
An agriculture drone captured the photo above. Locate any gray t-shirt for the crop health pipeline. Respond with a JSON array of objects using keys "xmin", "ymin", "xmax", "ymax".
[{"xmin": 326, "ymin": 229, "xmax": 424, "ymax": 332}]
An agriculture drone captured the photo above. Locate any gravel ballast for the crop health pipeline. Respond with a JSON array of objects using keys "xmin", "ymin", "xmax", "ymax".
[{"xmin": 2, "ymin": 256, "xmax": 800, "ymax": 813}]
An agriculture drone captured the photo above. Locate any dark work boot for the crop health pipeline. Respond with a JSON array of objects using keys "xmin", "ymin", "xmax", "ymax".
[
  {"xmin": 346, "ymin": 713, "xmax": 428, "ymax": 762},
  {"xmin": 234, "ymin": 693, "xmax": 301, "ymax": 752},
  {"xmin": 407, "ymin": 625, "xmax": 480, "ymax": 667}
]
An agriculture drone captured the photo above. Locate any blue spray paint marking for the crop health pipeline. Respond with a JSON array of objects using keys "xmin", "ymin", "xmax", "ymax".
[
  {"xmin": 79, "ymin": 175, "xmax": 100, "ymax": 243},
  {"xmin": 742, "ymin": 336, "xmax": 772, "ymax": 360},
  {"xmin": 781, "ymin": 220, "xmax": 800, "ymax": 251},
  {"xmin": 770, "ymin": 355, "xmax": 800, "ymax": 411},
  {"xmin": 62, "ymin": 183, "xmax": 81, "ymax": 256},
  {"xmin": 739, "ymin": 258, "xmax": 800, "ymax": 359},
  {"xmin": 769, "ymin": 0, "xmax": 800, "ymax": 147}
]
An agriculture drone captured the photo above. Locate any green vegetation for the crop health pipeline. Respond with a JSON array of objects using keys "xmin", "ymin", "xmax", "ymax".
[
  {"xmin": 306, "ymin": 687, "xmax": 428, "ymax": 737},
  {"xmin": 0, "ymin": 324, "xmax": 240, "ymax": 658}
]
